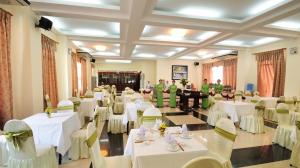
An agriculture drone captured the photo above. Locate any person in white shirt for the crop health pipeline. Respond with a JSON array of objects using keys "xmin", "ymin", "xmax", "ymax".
[
  {"xmin": 164, "ymin": 80, "xmax": 170, "ymax": 91},
  {"xmin": 145, "ymin": 81, "xmax": 152, "ymax": 90}
]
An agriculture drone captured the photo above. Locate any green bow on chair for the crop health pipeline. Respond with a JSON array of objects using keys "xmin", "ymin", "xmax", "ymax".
[
  {"xmin": 86, "ymin": 131, "xmax": 97, "ymax": 148},
  {"xmin": 276, "ymin": 109, "xmax": 289, "ymax": 114},
  {"xmin": 57, "ymin": 105, "xmax": 74, "ymax": 111},
  {"xmin": 4, "ymin": 130, "xmax": 33, "ymax": 151},
  {"xmin": 296, "ymin": 121, "xmax": 300, "ymax": 130},
  {"xmin": 73, "ymin": 101, "xmax": 81, "ymax": 112},
  {"xmin": 94, "ymin": 113, "xmax": 100, "ymax": 127},
  {"xmin": 214, "ymin": 127, "xmax": 237, "ymax": 142}
]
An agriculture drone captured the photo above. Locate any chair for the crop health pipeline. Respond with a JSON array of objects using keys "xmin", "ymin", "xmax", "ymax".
[
  {"xmin": 0, "ymin": 133, "xmax": 9, "ymax": 167},
  {"xmin": 85, "ymin": 90, "xmax": 94, "ymax": 98},
  {"xmin": 57, "ymin": 100, "xmax": 74, "ymax": 113},
  {"xmin": 68, "ymin": 128, "xmax": 89, "ymax": 161},
  {"xmin": 114, "ymin": 102, "xmax": 124, "ymax": 115},
  {"xmin": 4, "ymin": 120, "xmax": 57, "ymax": 168},
  {"xmin": 108, "ymin": 106, "xmax": 126, "ymax": 134},
  {"xmin": 96, "ymin": 106, "xmax": 110, "ymax": 121},
  {"xmin": 182, "ymin": 156, "xmax": 223, "ymax": 168},
  {"xmin": 272, "ymin": 103, "xmax": 295, "ymax": 150},
  {"xmin": 240, "ymin": 100, "xmax": 265, "ymax": 134},
  {"xmin": 207, "ymin": 96, "xmax": 227, "ymax": 126},
  {"xmin": 86, "ymin": 123, "xmax": 132, "ymax": 168},
  {"xmin": 290, "ymin": 121, "xmax": 300, "ymax": 168},
  {"xmin": 69, "ymin": 97, "xmax": 81, "ymax": 112},
  {"xmin": 142, "ymin": 107, "xmax": 162, "ymax": 128},
  {"xmin": 206, "ymin": 118, "xmax": 237, "ymax": 168}
]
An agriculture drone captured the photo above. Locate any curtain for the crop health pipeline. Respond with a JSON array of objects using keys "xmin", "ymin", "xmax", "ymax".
[
  {"xmin": 41, "ymin": 35, "xmax": 59, "ymax": 107},
  {"xmin": 223, "ymin": 58, "xmax": 237, "ymax": 89},
  {"xmin": 202, "ymin": 63, "xmax": 213, "ymax": 83},
  {"xmin": 0, "ymin": 9, "xmax": 13, "ymax": 128},
  {"xmin": 71, "ymin": 52, "xmax": 78, "ymax": 96},
  {"xmin": 80, "ymin": 58, "xmax": 87, "ymax": 95},
  {"xmin": 256, "ymin": 49, "xmax": 286, "ymax": 97}
]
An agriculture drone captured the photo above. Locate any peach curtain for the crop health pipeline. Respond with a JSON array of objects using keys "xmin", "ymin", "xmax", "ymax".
[
  {"xmin": 202, "ymin": 63, "xmax": 213, "ymax": 83},
  {"xmin": 71, "ymin": 52, "xmax": 78, "ymax": 96},
  {"xmin": 0, "ymin": 9, "xmax": 13, "ymax": 128},
  {"xmin": 256, "ymin": 49, "xmax": 286, "ymax": 97},
  {"xmin": 41, "ymin": 35, "xmax": 58, "ymax": 107},
  {"xmin": 80, "ymin": 58, "xmax": 87, "ymax": 95},
  {"xmin": 223, "ymin": 58, "xmax": 237, "ymax": 89}
]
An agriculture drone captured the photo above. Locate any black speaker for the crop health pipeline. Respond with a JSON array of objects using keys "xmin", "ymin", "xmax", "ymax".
[
  {"xmin": 36, "ymin": 17, "xmax": 52, "ymax": 31},
  {"xmin": 194, "ymin": 62, "xmax": 199, "ymax": 66},
  {"xmin": 91, "ymin": 59, "xmax": 96, "ymax": 63}
]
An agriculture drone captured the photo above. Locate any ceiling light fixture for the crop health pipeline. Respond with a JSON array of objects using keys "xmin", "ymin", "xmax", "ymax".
[
  {"xmin": 179, "ymin": 56, "xmax": 199, "ymax": 60},
  {"xmin": 218, "ymin": 40, "xmax": 244, "ymax": 46},
  {"xmin": 249, "ymin": 0, "xmax": 287, "ymax": 15},
  {"xmin": 178, "ymin": 7, "xmax": 222, "ymax": 18},
  {"xmin": 73, "ymin": 29, "xmax": 108, "ymax": 37},
  {"xmin": 61, "ymin": 0, "xmax": 102, "ymax": 5},
  {"xmin": 92, "ymin": 51, "xmax": 118, "ymax": 56},
  {"xmin": 170, "ymin": 28, "xmax": 188, "ymax": 38},
  {"xmin": 271, "ymin": 21, "xmax": 300, "ymax": 29},
  {"xmin": 175, "ymin": 47, "xmax": 186, "ymax": 52},
  {"xmin": 135, "ymin": 53, "xmax": 156, "ymax": 58},
  {"xmin": 94, "ymin": 45, "xmax": 107, "ymax": 51},
  {"xmin": 105, "ymin": 59, "xmax": 131, "ymax": 64},
  {"xmin": 197, "ymin": 51, "xmax": 208, "ymax": 56},
  {"xmin": 253, "ymin": 37, "xmax": 280, "ymax": 46},
  {"xmin": 197, "ymin": 31, "xmax": 219, "ymax": 40},
  {"xmin": 165, "ymin": 51, "xmax": 176, "ymax": 57},
  {"xmin": 80, "ymin": 47, "xmax": 93, "ymax": 53}
]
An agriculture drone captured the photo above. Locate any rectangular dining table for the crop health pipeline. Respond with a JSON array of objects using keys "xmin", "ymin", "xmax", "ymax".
[{"xmin": 124, "ymin": 128, "xmax": 208, "ymax": 168}]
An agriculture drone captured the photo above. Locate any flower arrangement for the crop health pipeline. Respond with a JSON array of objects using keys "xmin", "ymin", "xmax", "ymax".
[
  {"xmin": 180, "ymin": 78, "xmax": 188, "ymax": 87},
  {"xmin": 159, "ymin": 122, "xmax": 167, "ymax": 136}
]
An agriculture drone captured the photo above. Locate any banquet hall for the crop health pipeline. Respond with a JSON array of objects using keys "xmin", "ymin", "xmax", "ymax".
[{"xmin": 1, "ymin": 0, "xmax": 300, "ymax": 168}]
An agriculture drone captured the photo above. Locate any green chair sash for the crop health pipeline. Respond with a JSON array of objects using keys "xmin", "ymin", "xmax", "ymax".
[
  {"xmin": 57, "ymin": 105, "xmax": 74, "ymax": 111},
  {"xmin": 255, "ymin": 106, "xmax": 265, "ymax": 111},
  {"xmin": 4, "ymin": 130, "xmax": 33, "ymax": 151},
  {"xmin": 235, "ymin": 94, "xmax": 242, "ymax": 96},
  {"xmin": 94, "ymin": 113, "xmax": 100, "ymax": 127},
  {"xmin": 137, "ymin": 110, "xmax": 144, "ymax": 118},
  {"xmin": 276, "ymin": 109, "xmax": 289, "ymax": 114},
  {"xmin": 86, "ymin": 130, "xmax": 97, "ymax": 148},
  {"xmin": 285, "ymin": 100, "xmax": 295, "ymax": 104},
  {"xmin": 85, "ymin": 95, "xmax": 94, "ymax": 98},
  {"xmin": 142, "ymin": 116, "xmax": 162, "ymax": 122},
  {"xmin": 296, "ymin": 121, "xmax": 300, "ymax": 130},
  {"xmin": 214, "ymin": 127, "xmax": 236, "ymax": 142},
  {"xmin": 251, "ymin": 100, "xmax": 258, "ymax": 103},
  {"xmin": 73, "ymin": 101, "xmax": 81, "ymax": 112}
]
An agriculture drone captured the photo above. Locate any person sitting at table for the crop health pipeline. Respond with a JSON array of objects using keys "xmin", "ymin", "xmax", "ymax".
[
  {"xmin": 201, "ymin": 79, "xmax": 210, "ymax": 109},
  {"xmin": 214, "ymin": 79, "xmax": 224, "ymax": 94},
  {"xmin": 156, "ymin": 79, "xmax": 164, "ymax": 108},
  {"xmin": 169, "ymin": 80, "xmax": 177, "ymax": 108},
  {"xmin": 164, "ymin": 80, "xmax": 170, "ymax": 91}
]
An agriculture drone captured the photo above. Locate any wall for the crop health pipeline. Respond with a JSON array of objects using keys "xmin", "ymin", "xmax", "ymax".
[
  {"xmin": 236, "ymin": 37, "xmax": 300, "ymax": 96},
  {"xmin": 95, "ymin": 59, "xmax": 157, "ymax": 87},
  {"xmin": 0, "ymin": 5, "xmax": 73, "ymax": 119},
  {"xmin": 156, "ymin": 59, "xmax": 202, "ymax": 89}
]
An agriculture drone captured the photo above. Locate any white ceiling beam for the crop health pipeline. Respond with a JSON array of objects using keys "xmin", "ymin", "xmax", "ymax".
[
  {"xmin": 248, "ymin": 27, "xmax": 300, "ymax": 38},
  {"xmin": 134, "ymin": 40, "xmax": 198, "ymax": 48}
]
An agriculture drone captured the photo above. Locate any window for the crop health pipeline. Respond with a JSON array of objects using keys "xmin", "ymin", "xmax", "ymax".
[
  {"xmin": 212, "ymin": 66, "xmax": 223, "ymax": 83},
  {"xmin": 77, "ymin": 62, "xmax": 82, "ymax": 93}
]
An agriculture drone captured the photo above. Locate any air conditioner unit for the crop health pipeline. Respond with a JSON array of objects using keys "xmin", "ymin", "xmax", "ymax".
[{"xmin": 1, "ymin": 0, "xmax": 31, "ymax": 6}]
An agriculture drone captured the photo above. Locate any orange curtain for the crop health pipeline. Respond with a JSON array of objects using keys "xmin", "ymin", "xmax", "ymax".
[
  {"xmin": 41, "ymin": 35, "xmax": 59, "ymax": 107},
  {"xmin": 202, "ymin": 63, "xmax": 213, "ymax": 83},
  {"xmin": 71, "ymin": 52, "xmax": 78, "ymax": 96},
  {"xmin": 256, "ymin": 49, "xmax": 286, "ymax": 97},
  {"xmin": 80, "ymin": 58, "xmax": 87, "ymax": 95},
  {"xmin": 223, "ymin": 58, "xmax": 237, "ymax": 89},
  {"xmin": 0, "ymin": 9, "xmax": 13, "ymax": 128}
]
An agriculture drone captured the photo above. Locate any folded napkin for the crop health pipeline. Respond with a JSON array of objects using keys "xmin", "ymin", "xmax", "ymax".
[
  {"xmin": 164, "ymin": 133, "xmax": 176, "ymax": 144},
  {"xmin": 182, "ymin": 124, "xmax": 188, "ymax": 134},
  {"xmin": 153, "ymin": 119, "xmax": 162, "ymax": 130},
  {"xmin": 137, "ymin": 126, "xmax": 146, "ymax": 138}
]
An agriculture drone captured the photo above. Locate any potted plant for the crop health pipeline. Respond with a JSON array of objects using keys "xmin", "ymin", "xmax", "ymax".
[{"xmin": 180, "ymin": 78, "xmax": 188, "ymax": 89}]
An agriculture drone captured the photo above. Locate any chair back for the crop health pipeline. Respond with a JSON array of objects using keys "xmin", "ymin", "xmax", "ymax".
[
  {"xmin": 254, "ymin": 100, "xmax": 265, "ymax": 117},
  {"xmin": 276, "ymin": 103, "xmax": 291, "ymax": 126},
  {"xmin": 57, "ymin": 100, "xmax": 74, "ymax": 113},
  {"xmin": 114, "ymin": 102, "xmax": 124, "ymax": 115},
  {"xmin": 115, "ymin": 96, "xmax": 123, "ymax": 103},
  {"xmin": 142, "ymin": 108, "xmax": 162, "ymax": 128},
  {"xmin": 4, "ymin": 120, "xmax": 37, "ymax": 160},
  {"xmin": 86, "ymin": 123, "xmax": 106, "ymax": 168},
  {"xmin": 209, "ymin": 118, "xmax": 236, "ymax": 162},
  {"xmin": 85, "ymin": 90, "xmax": 94, "ymax": 97},
  {"xmin": 182, "ymin": 156, "xmax": 223, "ymax": 168}
]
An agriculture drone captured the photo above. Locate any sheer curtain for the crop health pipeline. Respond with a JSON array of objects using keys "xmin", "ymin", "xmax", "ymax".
[
  {"xmin": 223, "ymin": 58, "xmax": 237, "ymax": 89},
  {"xmin": 0, "ymin": 9, "xmax": 13, "ymax": 128},
  {"xmin": 41, "ymin": 35, "xmax": 59, "ymax": 107},
  {"xmin": 202, "ymin": 63, "xmax": 213, "ymax": 83},
  {"xmin": 80, "ymin": 58, "xmax": 87, "ymax": 95},
  {"xmin": 71, "ymin": 52, "xmax": 78, "ymax": 96},
  {"xmin": 256, "ymin": 49, "xmax": 286, "ymax": 97}
]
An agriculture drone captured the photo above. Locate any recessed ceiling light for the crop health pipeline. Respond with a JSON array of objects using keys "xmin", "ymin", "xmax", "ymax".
[
  {"xmin": 253, "ymin": 37, "xmax": 280, "ymax": 46},
  {"xmin": 249, "ymin": 0, "xmax": 287, "ymax": 15},
  {"xmin": 155, "ymin": 35, "xmax": 182, "ymax": 41},
  {"xmin": 135, "ymin": 53, "xmax": 156, "ymax": 58},
  {"xmin": 175, "ymin": 47, "xmax": 186, "ymax": 52},
  {"xmin": 179, "ymin": 56, "xmax": 199, "ymax": 60},
  {"xmin": 80, "ymin": 47, "xmax": 93, "ymax": 53},
  {"xmin": 218, "ymin": 40, "xmax": 243, "ymax": 46},
  {"xmin": 72, "ymin": 41, "xmax": 83, "ymax": 46},
  {"xmin": 61, "ymin": 0, "xmax": 102, "ymax": 5},
  {"xmin": 170, "ymin": 28, "xmax": 188, "ymax": 38},
  {"xmin": 92, "ymin": 51, "xmax": 118, "ymax": 56},
  {"xmin": 165, "ymin": 51, "xmax": 176, "ymax": 57},
  {"xmin": 217, "ymin": 50, "xmax": 232, "ymax": 55},
  {"xmin": 112, "ymin": 23, "xmax": 120, "ymax": 34},
  {"xmin": 197, "ymin": 51, "xmax": 208, "ymax": 56},
  {"xmin": 105, "ymin": 59, "xmax": 131, "ymax": 64},
  {"xmin": 197, "ymin": 31, "xmax": 219, "ymax": 40},
  {"xmin": 73, "ymin": 29, "xmax": 108, "ymax": 37},
  {"xmin": 178, "ymin": 7, "xmax": 222, "ymax": 18},
  {"xmin": 94, "ymin": 45, "xmax": 107, "ymax": 51},
  {"xmin": 271, "ymin": 21, "xmax": 300, "ymax": 29}
]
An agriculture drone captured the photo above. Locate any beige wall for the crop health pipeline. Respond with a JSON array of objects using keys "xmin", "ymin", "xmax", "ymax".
[
  {"xmin": 236, "ymin": 37, "xmax": 300, "ymax": 96},
  {"xmin": 156, "ymin": 59, "xmax": 202, "ymax": 89},
  {"xmin": 95, "ymin": 59, "xmax": 157, "ymax": 87},
  {"xmin": 1, "ymin": 5, "xmax": 73, "ymax": 119}
]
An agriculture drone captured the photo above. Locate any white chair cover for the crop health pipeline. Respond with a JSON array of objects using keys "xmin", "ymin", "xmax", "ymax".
[
  {"xmin": 0, "ymin": 135, "xmax": 9, "ymax": 167},
  {"xmin": 240, "ymin": 100, "xmax": 265, "ymax": 133},
  {"xmin": 57, "ymin": 100, "xmax": 74, "ymax": 113},
  {"xmin": 183, "ymin": 156, "xmax": 223, "ymax": 168},
  {"xmin": 207, "ymin": 96, "xmax": 227, "ymax": 126},
  {"xmin": 290, "ymin": 122, "xmax": 300, "ymax": 167},
  {"xmin": 142, "ymin": 108, "xmax": 162, "ymax": 128},
  {"xmin": 114, "ymin": 102, "xmax": 124, "ymax": 115},
  {"xmin": 272, "ymin": 103, "xmax": 295, "ymax": 150},
  {"xmin": 86, "ymin": 123, "xmax": 131, "ymax": 168},
  {"xmin": 68, "ymin": 129, "xmax": 89, "ymax": 161},
  {"xmin": 207, "ymin": 118, "xmax": 236, "ymax": 168},
  {"xmin": 4, "ymin": 120, "xmax": 57, "ymax": 168},
  {"xmin": 85, "ymin": 90, "xmax": 94, "ymax": 97},
  {"xmin": 96, "ymin": 106, "xmax": 110, "ymax": 121}
]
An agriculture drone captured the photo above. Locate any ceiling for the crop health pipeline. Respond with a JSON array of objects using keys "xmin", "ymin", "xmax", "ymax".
[{"xmin": 29, "ymin": 0, "xmax": 300, "ymax": 61}]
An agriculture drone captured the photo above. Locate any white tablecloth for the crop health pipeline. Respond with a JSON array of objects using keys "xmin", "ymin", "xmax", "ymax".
[
  {"xmin": 23, "ymin": 112, "xmax": 81, "ymax": 155},
  {"xmin": 123, "ymin": 93, "xmax": 144, "ymax": 103},
  {"xmin": 124, "ymin": 128, "xmax": 208, "ymax": 168},
  {"xmin": 122, "ymin": 101, "xmax": 155, "ymax": 125},
  {"xmin": 216, "ymin": 101, "xmax": 255, "ymax": 123}
]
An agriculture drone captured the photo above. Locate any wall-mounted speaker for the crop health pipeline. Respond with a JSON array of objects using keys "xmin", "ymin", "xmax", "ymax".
[
  {"xmin": 290, "ymin": 47, "xmax": 298, "ymax": 55},
  {"xmin": 194, "ymin": 62, "xmax": 199, "ymax": 66},
  {"xmin": 91, "ymin": 59, "xmax": 96, "ymax": 63},
  {"xmin": 35, "ymin": 17, "xmax": 52, "ymax": 31}
]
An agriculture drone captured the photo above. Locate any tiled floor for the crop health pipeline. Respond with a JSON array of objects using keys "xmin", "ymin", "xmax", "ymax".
[{"xmin": 59, "ymin": 104, "xmax": 293, "ymax": 168}]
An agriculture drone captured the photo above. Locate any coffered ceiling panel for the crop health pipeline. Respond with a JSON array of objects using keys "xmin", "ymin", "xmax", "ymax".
[
  {"xmin": 179, "ymin": 48, "xmax": 236, "ymax": 60},
  {"xmin": 141, "ymin": 25, "xmax": 219, "ymax": 43},
  {"xmin": 154, "ymin": 0, "xmax": 290, "ymax": 22},
  {"xmin": 132, "ymin": 45, "xmax": 186, "ymax": 59},
  {"xmin": 216, "ymin": 35, "xmax": 281, "ymax": 47},
  {"xmin": 267, "ymin": 12, "xmax": 300, "ymax": 31},
  {"xmin": 73, "ymin": 40, "xmax": 120, "ymax": 57},
  {"xmin": 30, "ymin": 0, "xmax": 120, "ymax": 9}
]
